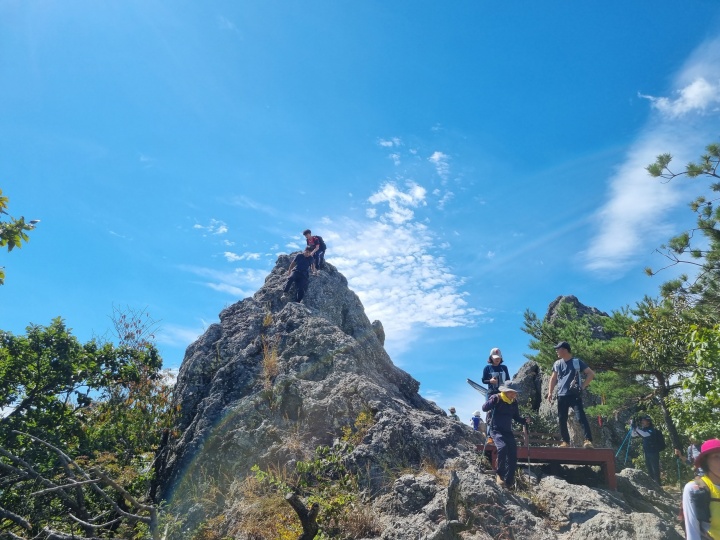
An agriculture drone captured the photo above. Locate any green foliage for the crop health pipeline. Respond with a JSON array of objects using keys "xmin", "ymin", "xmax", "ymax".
[
  {"xmin": 646, "ymin": 142, "xmax": 720, "ymax": 316},
  {"xmin": 0, "ymin": 313, "xmax": 174, "ymax": 539},
  {"xmin": 0, "ymin": 187, "xmax": 37, "ymax": 285},
  {"xmin": 523, "ymin": 301, "xmax": 647, "ymax": 418},
  {"xmin": 340, "ymin": 407, "xmax": 375, "ymax": 445}
]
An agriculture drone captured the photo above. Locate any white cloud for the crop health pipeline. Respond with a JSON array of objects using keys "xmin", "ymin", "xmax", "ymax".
[
  {"xmin": 428, "ymin": 151, "xmax": 450, "ymax": 181},
  {"xmin": 194, "ymin": 219, "xmax": 228, "ymax": 235},
  {"xmin": 368, "ymin": 181, "xmax": 427, "ymax": 225},
  {"xmin": 223, "ymin": 251, "xmax": 261, "ymax": 262},
  {"xmin": 378, "ymin": 137, "xmax": 402, "ymax": 147},
  {"xmin": 389, "ymin": 152, "xmax": 401, "ymax": 166},
  {"xmin": 487, "ymin": 251, "xmax": 495, "ymax": 259},
  {"xmin": 586, "ymin": 37, "xmax": 720, "ymax": 274},
  {"xmin": 326, "ymin": 181, "xmax": 482, "ymax": 356},
  {"xmin": 640, "ymin": 77, "xmax": 720, "ymax": 118}
]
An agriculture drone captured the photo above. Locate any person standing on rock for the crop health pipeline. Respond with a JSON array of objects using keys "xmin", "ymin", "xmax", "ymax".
[
  {"xmin": 281, "ymin": 247, "xmax": 314, "ymax": 302},
  {"xmin": 482, "ymin": 347, "xmax": 510, "ymax": 397},
  {"xmin": 546, "ymin": 341, "xmax": 595, "ymax": 449},
  {"xmin": 303, "ymin": 229, "xmax": 326, "ymax": 272},
  {"xmin": 482, "ymin": 383, "xmax": 530, "ymax": 488},
  {"xmin": 448, "ymin": 407, "xmax": 460, "ymax": 421},
  {"xmin": 630, "ymin": 415, "xmax": 665, "ymax": 484},
  {"xmin": 682, "ymin": 438, "xmax": 720, "ymax": 540},
  {"xmin": 676, "ymin": 437, "xmax": 704, "ymax": 476}
]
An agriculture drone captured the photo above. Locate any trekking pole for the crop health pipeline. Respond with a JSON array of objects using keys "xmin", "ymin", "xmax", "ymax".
[
  {"xmin": 623, "ymin": 431, "xmax": 633, "ymax": 465},
  {"xmin": 615, "ymin": 426, "xmax": 633, "ymax": 459}
]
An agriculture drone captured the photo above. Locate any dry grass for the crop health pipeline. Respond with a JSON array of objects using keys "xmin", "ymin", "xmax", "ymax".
[
  {"xmin": 261, "ymin": 335, "xmax": 279, "ymax": 390},
  {"xmin": 262, "ymin": 303, "xmax": 273, "ymax": 327}
]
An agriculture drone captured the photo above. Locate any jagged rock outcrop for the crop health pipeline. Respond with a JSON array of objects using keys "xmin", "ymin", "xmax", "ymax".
[{"xmin": 154, "ymin": 262, "xmax": 682, "ymax": 539}]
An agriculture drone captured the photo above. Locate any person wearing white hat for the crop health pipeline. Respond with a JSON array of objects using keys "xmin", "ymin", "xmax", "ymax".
[{"xmin": 482, "ymin": 347, "xmax": 510, "ymax": 397}]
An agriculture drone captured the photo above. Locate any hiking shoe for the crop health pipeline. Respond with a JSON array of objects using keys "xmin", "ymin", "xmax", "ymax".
[
  {"xmin": 583, "ymin": 440, "xmax": 594, "ymax": 448},
  {"xmin": 558, "ymin": 441, "xmax": 570, "ymax": 448},
  {"xmin": 495, "ymin": 475, "xmax": 507, "ymax": 488}
]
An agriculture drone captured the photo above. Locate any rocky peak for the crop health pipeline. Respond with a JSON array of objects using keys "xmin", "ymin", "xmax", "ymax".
[{"xmin": 154, "ymin": 264, "xmax": 682, "ymax": 539}]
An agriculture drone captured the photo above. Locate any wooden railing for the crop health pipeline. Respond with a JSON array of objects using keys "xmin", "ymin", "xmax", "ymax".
[{"xmin": 479, "ymin": 430, "xmax": 617, "ymax": 490}]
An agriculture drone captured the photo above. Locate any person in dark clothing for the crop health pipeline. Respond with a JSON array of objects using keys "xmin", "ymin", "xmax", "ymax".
[
  {"xmin": 482, "ymin": 347, "xmax": 510, "ymax": 397},
  {"xmin": 303, "ymin": 229, "xmax": 326, "ymax": 272},
  {"xmin": 631, "ymin": 415, "xmax": 665, "ymax": 484},
  {"xmin": 482, "ymin": 383, "xmax": 530, "ymax": 488},
  {"xmin": 546, "ymin": 341, "xmax": 595, "ymax": 448},
  {"xmin": 281, "ymin": 247, "xmax": 314, "ymax": 302}
]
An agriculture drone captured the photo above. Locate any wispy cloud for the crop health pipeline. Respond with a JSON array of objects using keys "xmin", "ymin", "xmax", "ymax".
[
  {"xmin": 223, "ymin": 251, "xmax": 261, "ymax": 262},
  {"xmin": 157, "ymin": 323, "xmax": 205, "ymax": 348},
  {"xmin": 180, "ymin": 265, "xmax": 267, "ymax": 298},
  {"xmin": 327, "ymin": 181, "xmax": 483, "ymax": 355},
  {"xmin": 193, "ymin": 219, "xmax": 228, "ymax": 235},
  {"xmin": 218, "ymin": 15, "xmax": 238, "ymax": 33},
  {"xmin": 428, "ymin": 151, "xmax": 450, "ymax": 181},
  {"xmin": 586, "ymin": 37, "xmax": 720, "ymax": 274}
]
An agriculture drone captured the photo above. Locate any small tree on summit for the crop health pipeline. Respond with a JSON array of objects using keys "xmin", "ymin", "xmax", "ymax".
[{"xmin": 0, "ymin": 187, "xmax": 39, "ymax": 285}]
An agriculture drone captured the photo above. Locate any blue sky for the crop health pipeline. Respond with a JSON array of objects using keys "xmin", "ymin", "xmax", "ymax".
[{"xmin": 2, "ymin": 2, "xmax": 720, "ymax": 424}]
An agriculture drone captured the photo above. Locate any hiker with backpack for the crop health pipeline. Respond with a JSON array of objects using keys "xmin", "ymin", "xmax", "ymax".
[
  {"xmin": 546, "ymin": 341, "xmax": 595, "ymax": 449},
  {"xmin": 630, "ymin": 415, "xmax": 666, "ymax": 484},
  {"xmin": 482, "ymin": 383, "xmax": 530, "ymax": 489},
  {"xmin": 303, "ymin": 229, "xmax": 326, "ymax": 272},
  {"xmin": 281, "ymin": 247, "xmax": 314, "ymax": 302},
  {"xmin": 682, "ymin": 438, "xmax": 720, "ymax": 540}
]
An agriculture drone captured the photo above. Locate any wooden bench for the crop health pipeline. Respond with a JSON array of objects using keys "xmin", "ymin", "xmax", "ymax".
[{"xmin": 480, "ymin": 430, "xmax": 617, "ymax": 490}]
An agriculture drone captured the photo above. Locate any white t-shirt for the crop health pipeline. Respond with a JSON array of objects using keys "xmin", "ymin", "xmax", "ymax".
[{"xmin": 683, "ymin": 477, "xmax": 720, "ymax": 540}]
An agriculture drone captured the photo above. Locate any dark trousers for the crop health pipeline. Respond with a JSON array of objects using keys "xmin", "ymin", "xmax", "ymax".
[
  {"xmin": 313, "ymin": 249, "xmax": 325, "ymax": 269},
  {"xmin": 491, "ymin": 428, "xmax": 518, "ymax": 484},
  {"xmin": 283, "ymin": 271, "xmax": 309, "ymax": 301},
  {"xmin": 645, "ymin": 451, "xmax": 661, "ymax": 484},
  {"xmin": 557, "ymin": 394, "xmax": 592, "ymax": 443}
]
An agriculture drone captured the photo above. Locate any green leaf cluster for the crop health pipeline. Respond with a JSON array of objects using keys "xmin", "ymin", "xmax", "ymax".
[
  {"xmin": 0, "ymin": 317, "xmax": 175, "ymax": 539},
  {"xmin": 0, "ymin": 188, "xmax": 37, "ymax": 285}
]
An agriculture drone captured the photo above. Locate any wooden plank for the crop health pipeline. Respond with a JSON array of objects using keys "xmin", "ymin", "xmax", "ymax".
[{"xmin": 481, "ymin": 444, "xmax": 617, "ymax": 490}]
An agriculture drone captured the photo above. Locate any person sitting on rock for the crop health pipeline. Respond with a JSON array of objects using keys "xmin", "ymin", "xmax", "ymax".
[
  {"xmin": 281, "ymin": 247, "xmax": 314, "ymax": 302},
  {"xmin": 448, "ymin": 407, "xmax": 460, "ymax": 421},
  {"xmin": 471, "ymin": 410, "xmax": 483, "ymax": 431},
  {"xmin": 482, "ymin": 383, "xmax": 530, "ymax": 489}
]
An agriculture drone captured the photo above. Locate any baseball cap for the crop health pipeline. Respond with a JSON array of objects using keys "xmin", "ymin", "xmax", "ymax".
[
  {"xmin": 489, "ymin": 347, "xmax": 502, "ymax": 360},
  {"xmin": 554, "ymin": 341, "xmax": 571, "ymax": 352}
]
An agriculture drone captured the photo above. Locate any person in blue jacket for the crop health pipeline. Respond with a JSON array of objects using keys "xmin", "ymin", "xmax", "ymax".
[
  {"xmin": 482, "ymin": 383, "xmax": 530, "ymax": 488},
  {"xmin": 482, "ymin": 347, "xmax": 510, "ymax": 397}
]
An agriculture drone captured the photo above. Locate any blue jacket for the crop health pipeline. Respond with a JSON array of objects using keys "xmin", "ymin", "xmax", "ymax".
[{"xmin": 482, "ymin": 393, "xmax": 527, "ymax": 433}]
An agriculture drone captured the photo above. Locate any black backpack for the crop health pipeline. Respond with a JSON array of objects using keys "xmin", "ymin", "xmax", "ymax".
[
  {"xmin": 316, "ymin": 236, "xmax": 326, "ymax": 250},
  {"xmin": 652, "ymin": 428, "xmax": 667, "ymax": 451}
]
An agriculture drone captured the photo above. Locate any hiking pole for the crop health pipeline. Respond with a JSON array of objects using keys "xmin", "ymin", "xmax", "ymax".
[
  {"xmin": 615, "ymin": 426, "xmax": 633, "ymax": 459},
  {"xmin": 623, "ymin": 431, "xmax": 633, "ymax": 465}
]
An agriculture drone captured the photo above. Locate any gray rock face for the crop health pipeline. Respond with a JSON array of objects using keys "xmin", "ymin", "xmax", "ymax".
[{"xmin": 154, "ymin": 264, "xmax": 682, "ymax": 539}]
